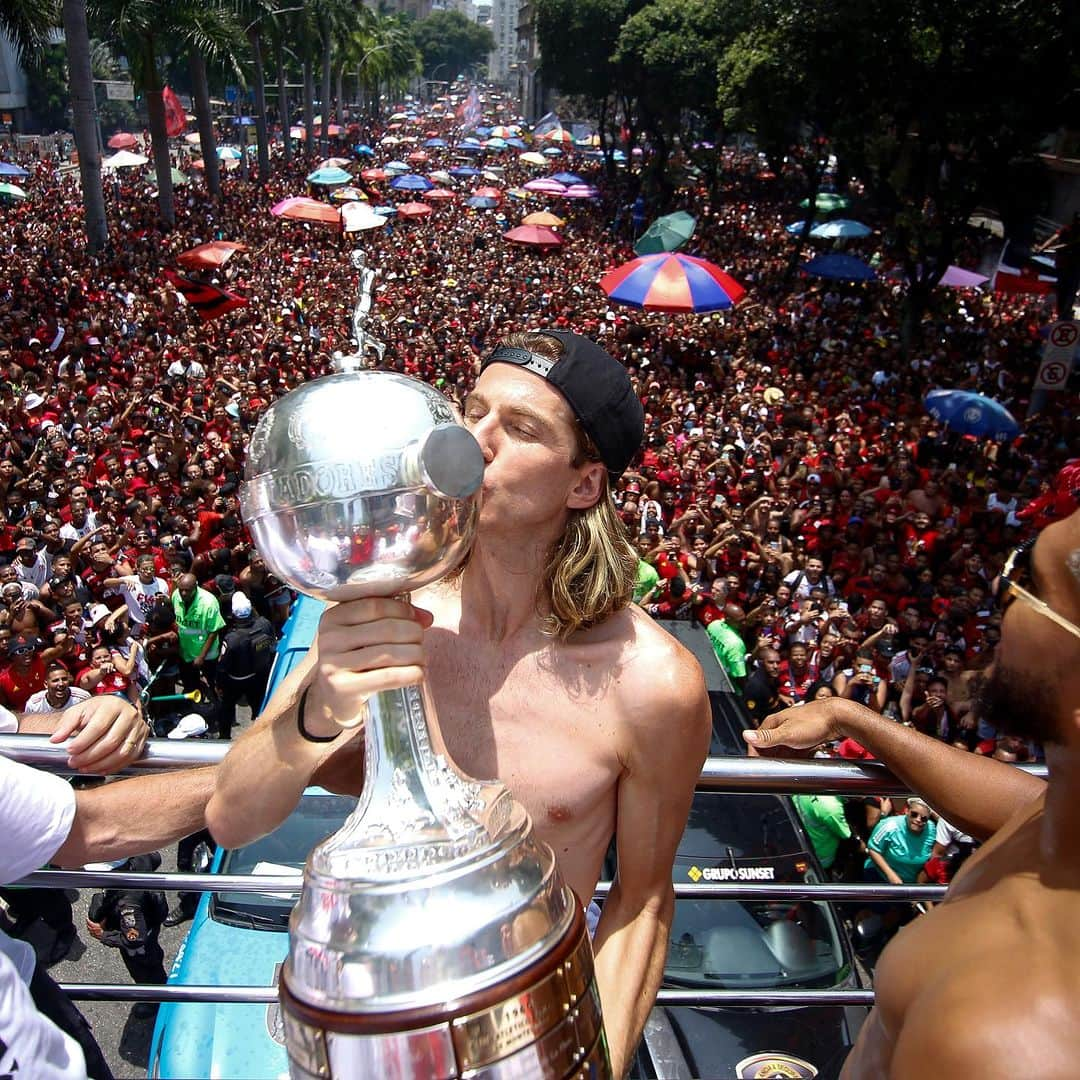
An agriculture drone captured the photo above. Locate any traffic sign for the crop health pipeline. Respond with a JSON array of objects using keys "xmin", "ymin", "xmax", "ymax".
[{"xmin": 1034, "ymin": 320, "xmax": 1078, "ymax": 392}]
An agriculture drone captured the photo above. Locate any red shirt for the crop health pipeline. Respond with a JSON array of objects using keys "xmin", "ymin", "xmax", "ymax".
[{"xmin": 0, "ymin": 657, "xmax": 47, "ymax": 710}]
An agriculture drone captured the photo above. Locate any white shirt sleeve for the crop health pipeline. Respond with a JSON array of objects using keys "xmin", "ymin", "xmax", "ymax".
[
  {"xmin": 0, "ymin": 705, "xmax": 17, "ymax": 733},
  {"xmin": 0, "ymin": 757, "xmax": 77, "ymax": 882}
]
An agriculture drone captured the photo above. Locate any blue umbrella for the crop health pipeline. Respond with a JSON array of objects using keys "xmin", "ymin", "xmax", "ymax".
[
  {"xmin": 475, "ymin": 126, "xmax": 492, "ymax": 138},
  {"xmin": 355, "ymin": 144, "xmax": 375, "ymax": 156},
  {"xmin": 450, "ymin": 166, "xmax": 481, "ymax": 178},
  {"xmin": 462, "ymin": 136, "xmax": 482, "ymax": 145},
  {"xmin": 466, "ymin": 195, "xmax": 499, "ymax": 209},
  {"xmin": 543, "ymin": 147, "xmax": 563, "ymax": 157},
  {"xmin": 390, "ymin": 173, "xmax": 434, "ymax": 192},
  {"xmin": 306, "ymin": 166, "xmax": 351, "ymax": 185},
  {"xmin": 373, "ymin": 205, "xmax": 397, "ymax": 216},
  {"xmin": 384, "ymin": 160, "xmax": 409, "ymax": 173},
  {"xmin": 612, "ymin": 150, "xmax": 627, "ymax": 162},
  {"xmin": 810, "ymin": 219, "xmax": 872, "ymax": 239},
  {"xmin": 506, "ymin": 137, "xmax": 527, "ymax": 149},
  {"xmin": 0, "ymin": 162, "xmax": 28, "ymax": 178},
  {"xmin": 423, "ymin": 137, "xmax": 448, "ymax": 148},
  {"xmin": 457, "ymin": 144, "xmax": 485, "ymax": 154},
  {"xmin": 786, "ymin": 220, "xmax": 809, "ymax": 234},
  {"xmin": 924, "ymin": 390, "xmax": 1020, "ymax": 442},
  {"xmin": 232, "ymin": 116, "xmax": 254, "ymax": 125},
  {"xmin": 801, "ymin": 253, "xmax": 877, "ymax": 282},
  {"xmin": 551, "ymin": 172, "xmax": 584, "ymax": 185}
]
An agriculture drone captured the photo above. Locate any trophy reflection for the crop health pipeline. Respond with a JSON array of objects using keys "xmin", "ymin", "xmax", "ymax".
[{"xmin": 240, "ymin": 369, "xmax": 610, "ymax": 1078}]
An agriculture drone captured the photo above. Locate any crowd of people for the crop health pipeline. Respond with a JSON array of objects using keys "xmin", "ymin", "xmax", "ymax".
[{"xmin": 0, "ymin": 97, "xmax": 1076, "ymax": 947}]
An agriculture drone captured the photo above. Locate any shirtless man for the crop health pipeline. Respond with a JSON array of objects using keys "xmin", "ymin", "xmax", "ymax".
[
  {"xmin": 745, "ymin": 508, "xmax": 1080, "ymax": 1078},
  {"xmin": 208, "ymin": 331, "xmax": 712, "ymax": 1077}
]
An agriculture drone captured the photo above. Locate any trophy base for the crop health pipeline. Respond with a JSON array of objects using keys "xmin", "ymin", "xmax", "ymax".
[{"xmin": 280, "ymin": 902, "xmax": 610, "ymax": 1079}]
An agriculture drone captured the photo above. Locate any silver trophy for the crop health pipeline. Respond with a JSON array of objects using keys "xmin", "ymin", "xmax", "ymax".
[{"xmin": 240, "ymin": 369, "xmax": 610, "ymax": 1079}]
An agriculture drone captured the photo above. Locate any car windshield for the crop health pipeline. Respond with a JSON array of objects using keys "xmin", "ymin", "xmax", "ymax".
[
  {"xmin": 211, "ymin": 793, "xmax": 357, "ymax": 930},
  {"xmin": 665, "ymin": 900, "xmax": 847, "ymax": 989}
]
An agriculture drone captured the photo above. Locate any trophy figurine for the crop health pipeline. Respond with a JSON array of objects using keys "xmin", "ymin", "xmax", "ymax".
[{"xmin": 240, "ymin": 367, "xmax": 610, "ymax": 1078}]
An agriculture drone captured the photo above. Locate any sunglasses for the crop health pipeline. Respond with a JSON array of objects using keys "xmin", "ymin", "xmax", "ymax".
[
  {"xmin": 996, "ymin": 539, "xmax": 1080, "ymax": 644},
  {"xmin": 908, "ymin": 810, "xmax": 930, "ymax": 822}
]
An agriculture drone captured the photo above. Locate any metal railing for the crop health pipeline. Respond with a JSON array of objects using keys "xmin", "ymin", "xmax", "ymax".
[{"xmin": 2, "ymin": 735, "xmax": 1046, "ymax": 1010}]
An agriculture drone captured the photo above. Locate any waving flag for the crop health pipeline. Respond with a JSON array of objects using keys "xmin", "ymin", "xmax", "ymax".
[
  {"xmin": 162, "ymin": 86, "xmax": 187, "ymax": 138},
  {"xmin": 532, "ymin": 111, "xmax": 561, "ymax": 139},
  {"xmin": 164, "ymin": 269, "xmax": 247, "ymax": 321},
  {"xmin": 457, "ymin": 88, "xmax": 482, "ymax": 130},
  {"xmin": 992, "ymin": 241, "xmax": 1057, "ymax": 297}
]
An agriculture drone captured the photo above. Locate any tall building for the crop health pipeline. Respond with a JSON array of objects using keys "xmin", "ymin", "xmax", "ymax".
[
  {"xmin": 514, "ymin": 1, "xmax": 548, "ymax": 123},
  {"xmin": 0, "ymin": 32, "xmax": 29, "ymax": 134},
  {"xmin": 487, "ymin": 0, "xmax": 521, "ymax": 86}
]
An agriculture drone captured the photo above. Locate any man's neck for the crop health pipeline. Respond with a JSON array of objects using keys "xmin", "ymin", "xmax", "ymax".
[{"xmin": 1040, "ymin": 745, "xmax": 1080, "ymax": 879}]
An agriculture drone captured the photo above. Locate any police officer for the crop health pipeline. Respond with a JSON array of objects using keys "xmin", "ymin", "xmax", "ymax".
[{"xmin": 85, "ymin": 852, "xmax": 168, "ymax": 1016}]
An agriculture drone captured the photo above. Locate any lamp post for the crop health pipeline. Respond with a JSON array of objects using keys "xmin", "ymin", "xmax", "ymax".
[{"xmin": 355, "ymin": 42, "xmax": 394, "ymax": 118}]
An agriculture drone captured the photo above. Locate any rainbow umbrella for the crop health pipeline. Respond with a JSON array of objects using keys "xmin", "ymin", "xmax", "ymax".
[{"xmin": 600, "ymin": 253, "xmax": 745, "ymax": 313}]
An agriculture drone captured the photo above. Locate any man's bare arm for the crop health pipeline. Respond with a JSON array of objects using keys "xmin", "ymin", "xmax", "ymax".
[
  {"xmin": 746, "ymin": 698, "xmax": 1044, "ymax": 841},
  {"xmin": 593, "ymin": 644, "xmax": 711, "ymax": 1077},
  {"xmin": 54, "ymin": 766, "xmax": 218, "ymax": 868}
]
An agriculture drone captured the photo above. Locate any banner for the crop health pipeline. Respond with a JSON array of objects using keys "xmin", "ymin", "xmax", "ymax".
[
  {"xmin": 104, "ymin": 81, "xmax": 134, "ymax": 102},
  {"xmin": 162, "ymin": 86, "xmax": 187, "ymax": 138},
  {"xmin": 164, "ymin": 269, "xmax": 247, "ymax": 322}
]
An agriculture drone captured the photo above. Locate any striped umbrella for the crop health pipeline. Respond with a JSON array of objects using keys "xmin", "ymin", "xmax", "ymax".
[{"xmin": 600, "ymin": 254, "xmax": 745, "ymax": 313}]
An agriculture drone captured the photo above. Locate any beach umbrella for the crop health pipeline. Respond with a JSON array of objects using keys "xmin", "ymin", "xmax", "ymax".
[
  {"xmin": 543, "ymin": 147, "xmax": 564, "ymax": 157},
  {"xmin": 183, "ymin": 132, "xmax": 203, "ymax": 146},
  {"xmin": 519, "ymin": 151, "xmax": 547, "ymax": 166},
  {"xmin": 600, "ymin": 253, "xmax": 746, "ymax": 313},
  {"xmin": 785, "ymin": 220, "xmax": 810, "ymax": 234},
  {"xmin": 390, "ymin": 173, "xmax": 434, "ymax": 192},
  {"xmin": 524, "ymin": 178, "xmax": 566, "ymax": 195},
  {"xmin": 506, "ymin": 137, "xmax": 527, "ymax": 150},
  {"xmin": 398, "ymin": 135, "xmax": 419, "ymax": 144},
  {"xmin": 0, "ymin": 162, "xmax": 28, "ymax": 178},
  {"xmin": 503, "ymin": 225, "xmax": 562, "ymax": 247},
  {"xmin": 171, "ymin": 168, "xmax": 189, "ymax": 186},
  {"xmin": 0, "ymin": 182, "xmax": 27, "ymax": 200},
  {"xmin": 217, "ymin": 146, "xmax": 242, "ymax": 160},
  {"xmin": 318, "ymin": 156, "xmax": 351, "ymax": 169},
  {"xmin": 550, "ymin": 172, "xmax": 584, "ymax": 186},
  {"xmin": 341, "ymin": 203, "xmax": 388, "ymax": 232},
  {"xmin": 457, "ymin": 144, "xmax": 486, "ymax": 154},
  {"xmin": 466, "ymin": 195, "xmax": 499, "ymax": 209},
  {"xmin": 306, "ymin": 166, "xmax": 352, "ymax": 186},
  {"xmin": 381, "ymin": 135, "xmax": 401, "ymax": 145},
  {"xmin": 801, "ymin": 253, "xmax": 876, "ymax": 282},
  {"xmin": 634, "ymin": 211, "xmax": 697, "ymax": 255},
  {"xmin": 450, "ymin": 166, "xmax": 481, "ymax": 178},
  {"xmin": 924, "ymin": 390, "xmax": 1019, "ymax": 442},
  {"xmin": 398, "ymin": 201, "xmax": 433, "ymax": 219},
  {"xmin": 355, "ymin": 144, "xmax": 375, "ymax": 156},
  {"xmin": 523, "ymin": 211, "xmax": 565, "ymax": 228},
  {"xmin": 423, "ymin": 188, "xmax": 456, "ymax": 202},
  {"xmin": 810, "ymin": 218, "xmax": 872, "ymax": 239},
  {"xmin": 424, "ymin": 137, "xmax": 448, "ymax": 148},
  {"xmin": 799, "ymin": 192, "xmax": 850, "ymax": 213},
  {"xmin": 507, "ymin": 187, "xmax": 529, "ymax": 201},
  {"xmin": 324, "ymin": 124, "xmax": 343, "ymax": 136},
  {"xmin": 389, "ymin": 112, "xmax": 409, "ymax": 121},
  {"xmin": 101, "ymin": 150, "xmax": 149, "ymax": 169},
  {"xmin": 384, "ymin": 160, "xmax": 410, "ymax": 173},
  {"xmin": 270, "ymin": 196, "xmax": 341, "ymax": 226},
  {"xmin": 177, "ymin": 240, "xmax": 246, "ymax": 270},
  {"xmin": 107, "ymin": 132, "xmax": 137, "ymax": 150},
  {"xmin": 538, "ymin": 128, "xmax": 574, "ymax": 144},
  {"xmin": 561, "ymin": 184, "xmax": 600, "ymax": 199},
  {"xmin": 360, "ymin": 167, "xmax": 388, "ymax": 182},
  {"xmin": 330, "ymin": 186, "xmax": 369, "ymax": 202},
  {"xmin": 473, "ymin": 185, "xmax": 502, "ymax": 200},
  {"xmin": 289, "ymin": 126, "xmax": 305, "ymax": 139},
  {"xmin": 489, "ymin": 125, "xmax": 513, "ymax": 138},
  {"xmin": 485, "ymin": 137, "xmax": 508, "ymax": 149},
  {"xmin": 373, "ymin": 205, "xmax": 397, "ymax": 216},
  {"xmin": 407, "ymin": 151, "xmax": 429, "ymax": 163},
  {"xmin": 428, "ymin": 169, "xmax": 453, "ymax": 184}
]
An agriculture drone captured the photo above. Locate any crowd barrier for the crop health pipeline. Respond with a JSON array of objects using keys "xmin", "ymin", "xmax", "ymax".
[{"xmin": 1, "ymin": 735, "xmax": 1046, "ymax": 1009}]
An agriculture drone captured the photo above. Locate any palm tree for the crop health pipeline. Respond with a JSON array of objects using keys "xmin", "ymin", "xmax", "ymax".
[{"xmin": 188, "ymin": 45, "xmax": 221, "ymax": 196}]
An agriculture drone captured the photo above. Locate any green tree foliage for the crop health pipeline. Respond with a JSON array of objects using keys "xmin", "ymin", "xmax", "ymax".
[
  {"xmin": 535, "ymin": 0, "xmax": 626, "ymax": 102},
  {"xmin": 26, "ymin": 42, "xmax": 69, "ymax": 129},
  {"xmin": 411, "ymin": 10, "xmax": 494, "ymax": 81}
]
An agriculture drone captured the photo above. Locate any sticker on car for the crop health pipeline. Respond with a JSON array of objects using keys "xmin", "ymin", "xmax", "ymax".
[{"xmin": 735, "ymin": 1051, "xmax": 818, "ymax": 1078}]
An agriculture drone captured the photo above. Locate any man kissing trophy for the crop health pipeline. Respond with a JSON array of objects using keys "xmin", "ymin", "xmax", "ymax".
[{"xmin": 240, "ymin": 352, "xmax": 610, "ymax": 1076}]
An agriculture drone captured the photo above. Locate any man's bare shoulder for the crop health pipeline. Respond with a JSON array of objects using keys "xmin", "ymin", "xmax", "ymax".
[{"xmin": 888, "ymin": 954, "xmax": 1079, "ymax": 1079}]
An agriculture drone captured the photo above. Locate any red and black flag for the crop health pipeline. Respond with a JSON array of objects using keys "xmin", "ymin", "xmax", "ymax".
[{"xmin": 163, "ymin": 268, "xmax": 248, "ymax": 322}]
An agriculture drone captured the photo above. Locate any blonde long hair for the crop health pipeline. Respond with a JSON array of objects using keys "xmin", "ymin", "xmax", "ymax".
[{"xmin": 494, "ymin": 332, "xmax": 638, "ymax": 639}]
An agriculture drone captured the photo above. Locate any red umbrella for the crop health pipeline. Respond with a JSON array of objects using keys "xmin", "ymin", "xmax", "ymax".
[
  {"xmin": 423, "ymin": 188, "xmax": 456, "ymax": 202},
  {"xmin": 407, "ymin": 151, "xmax": 429, "ymax": 163},
  {"xmin": 398, "ymin": 201, "xmax": 434, "ymax": 218},
  {"xmin": 599, "ymin": 253, "xmax": 745, "ymax": 312},
  {"xmin": 176, "ymin": 240, "xmax": 247, "ymax": 270},
  {"xmin": 503, "ymin": 225, "xmax": 562, "ymax": 248},
  {"xmin": 270, "ymin": 196, "xmax": 342, "ymax": 227},
  {"xmin": 473, "ymin": 185, "xmax": 502, "ymax": 200},
  {"xmin": 361, "ymin": 168, "xmax": 388, "ymax": 182},
  {"xmin": 107, "ymin": 132, "xmax": 137, "ymax": 150}
]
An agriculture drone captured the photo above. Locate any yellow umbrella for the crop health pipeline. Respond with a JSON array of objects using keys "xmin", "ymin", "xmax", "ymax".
[
  {"xmin": 522, "ymin": 210, "xmax": 565, "ymax": 227},
  {"xmin": 519, "ymin": 151, "xmax": 547, "ymax": 166}
]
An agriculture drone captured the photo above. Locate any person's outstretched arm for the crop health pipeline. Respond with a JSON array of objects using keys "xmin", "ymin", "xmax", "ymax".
[
  {"xmin": 744, "ymin": 698, "xmax": 1044, "ymax": 840},
  {"xmin": 206, "ymin": 597, "xmax": 427, "ymax": 849}
]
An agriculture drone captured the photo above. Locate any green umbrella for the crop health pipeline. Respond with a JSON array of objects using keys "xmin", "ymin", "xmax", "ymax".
[
  {"xmin": 171, "ymin": 168, "xmax": 189, "ymax": 186},
  {"xmin": 0, "ymin": 182, "xmax": 27, "ymax": 200},
  {"xmin": 633, "ymin": 210, "xmax": 697, "ymax": 255},
  {"xmin": 799, "ymin": 192, "xmax": 850, "ymax": 213}
]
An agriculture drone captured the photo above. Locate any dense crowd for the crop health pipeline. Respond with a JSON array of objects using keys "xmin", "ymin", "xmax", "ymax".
[{"xmin": 0, "ymin": 103, "xmax": 1076, "ymax": 897}]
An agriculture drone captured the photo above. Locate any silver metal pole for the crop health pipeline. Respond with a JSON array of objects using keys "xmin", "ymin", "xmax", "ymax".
[
  {"xmin": 0, "ymin": 734, "xmax": 225, "ymax": 773},
  {"xmin": 19, "ymin": 869, "xmax": 948, "ymax": 903},
  {"xmin": 56, "ymin": 983, "xmax": 877, "ymax": 1007}
]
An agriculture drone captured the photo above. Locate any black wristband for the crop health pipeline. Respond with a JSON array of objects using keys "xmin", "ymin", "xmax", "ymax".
[{"xmin": 296, "ymin": 687, "xmax": 339, "ymax": 743}]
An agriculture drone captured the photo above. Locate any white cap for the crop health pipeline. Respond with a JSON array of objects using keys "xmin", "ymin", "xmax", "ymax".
[
  {"xmin": 23, "ymin": 393, "xmax": 44, "ymax": 410},
  {"xmin": 168, "ymin": 713, "xmax": 208, "ymax": 740},
  {"xmin": 87, "ymin": 603, "xmax": 111, "ymax": 625},
  {"xmin": 231, "ymin": 592, "xmax": 252, "ymax": 618}
]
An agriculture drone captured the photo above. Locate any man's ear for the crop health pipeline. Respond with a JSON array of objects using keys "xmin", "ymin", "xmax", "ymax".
[{"xmin": 567, "ymin": 462, "xmax": 606, "ymax": 511}]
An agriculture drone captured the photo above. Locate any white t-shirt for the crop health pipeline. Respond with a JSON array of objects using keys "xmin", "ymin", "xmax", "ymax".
[
  {"xmin": 23, "ymin": 688, "xmax": 91, "ymax": 714},
  {"xmin": 114, "ymin": 574, "xmax": 169, "ymax": 626},
  {"xmin": 0, "ymin": 756, "xmax": 86, "ymax": 1078},
  {"xmin": 0, "ymin": 704, "xmax": 17, "ymax": 733}
]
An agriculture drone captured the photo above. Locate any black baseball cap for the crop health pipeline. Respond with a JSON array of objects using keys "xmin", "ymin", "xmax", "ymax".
[{"xmin": 481, "ymin": 331, "xmax": 644, "ymax": 478}]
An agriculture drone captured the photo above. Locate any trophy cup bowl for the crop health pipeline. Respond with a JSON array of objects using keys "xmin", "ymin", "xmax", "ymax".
[{"xmin": 240, "ymin": 370, "xmax": 610, "ymax": 1079}]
